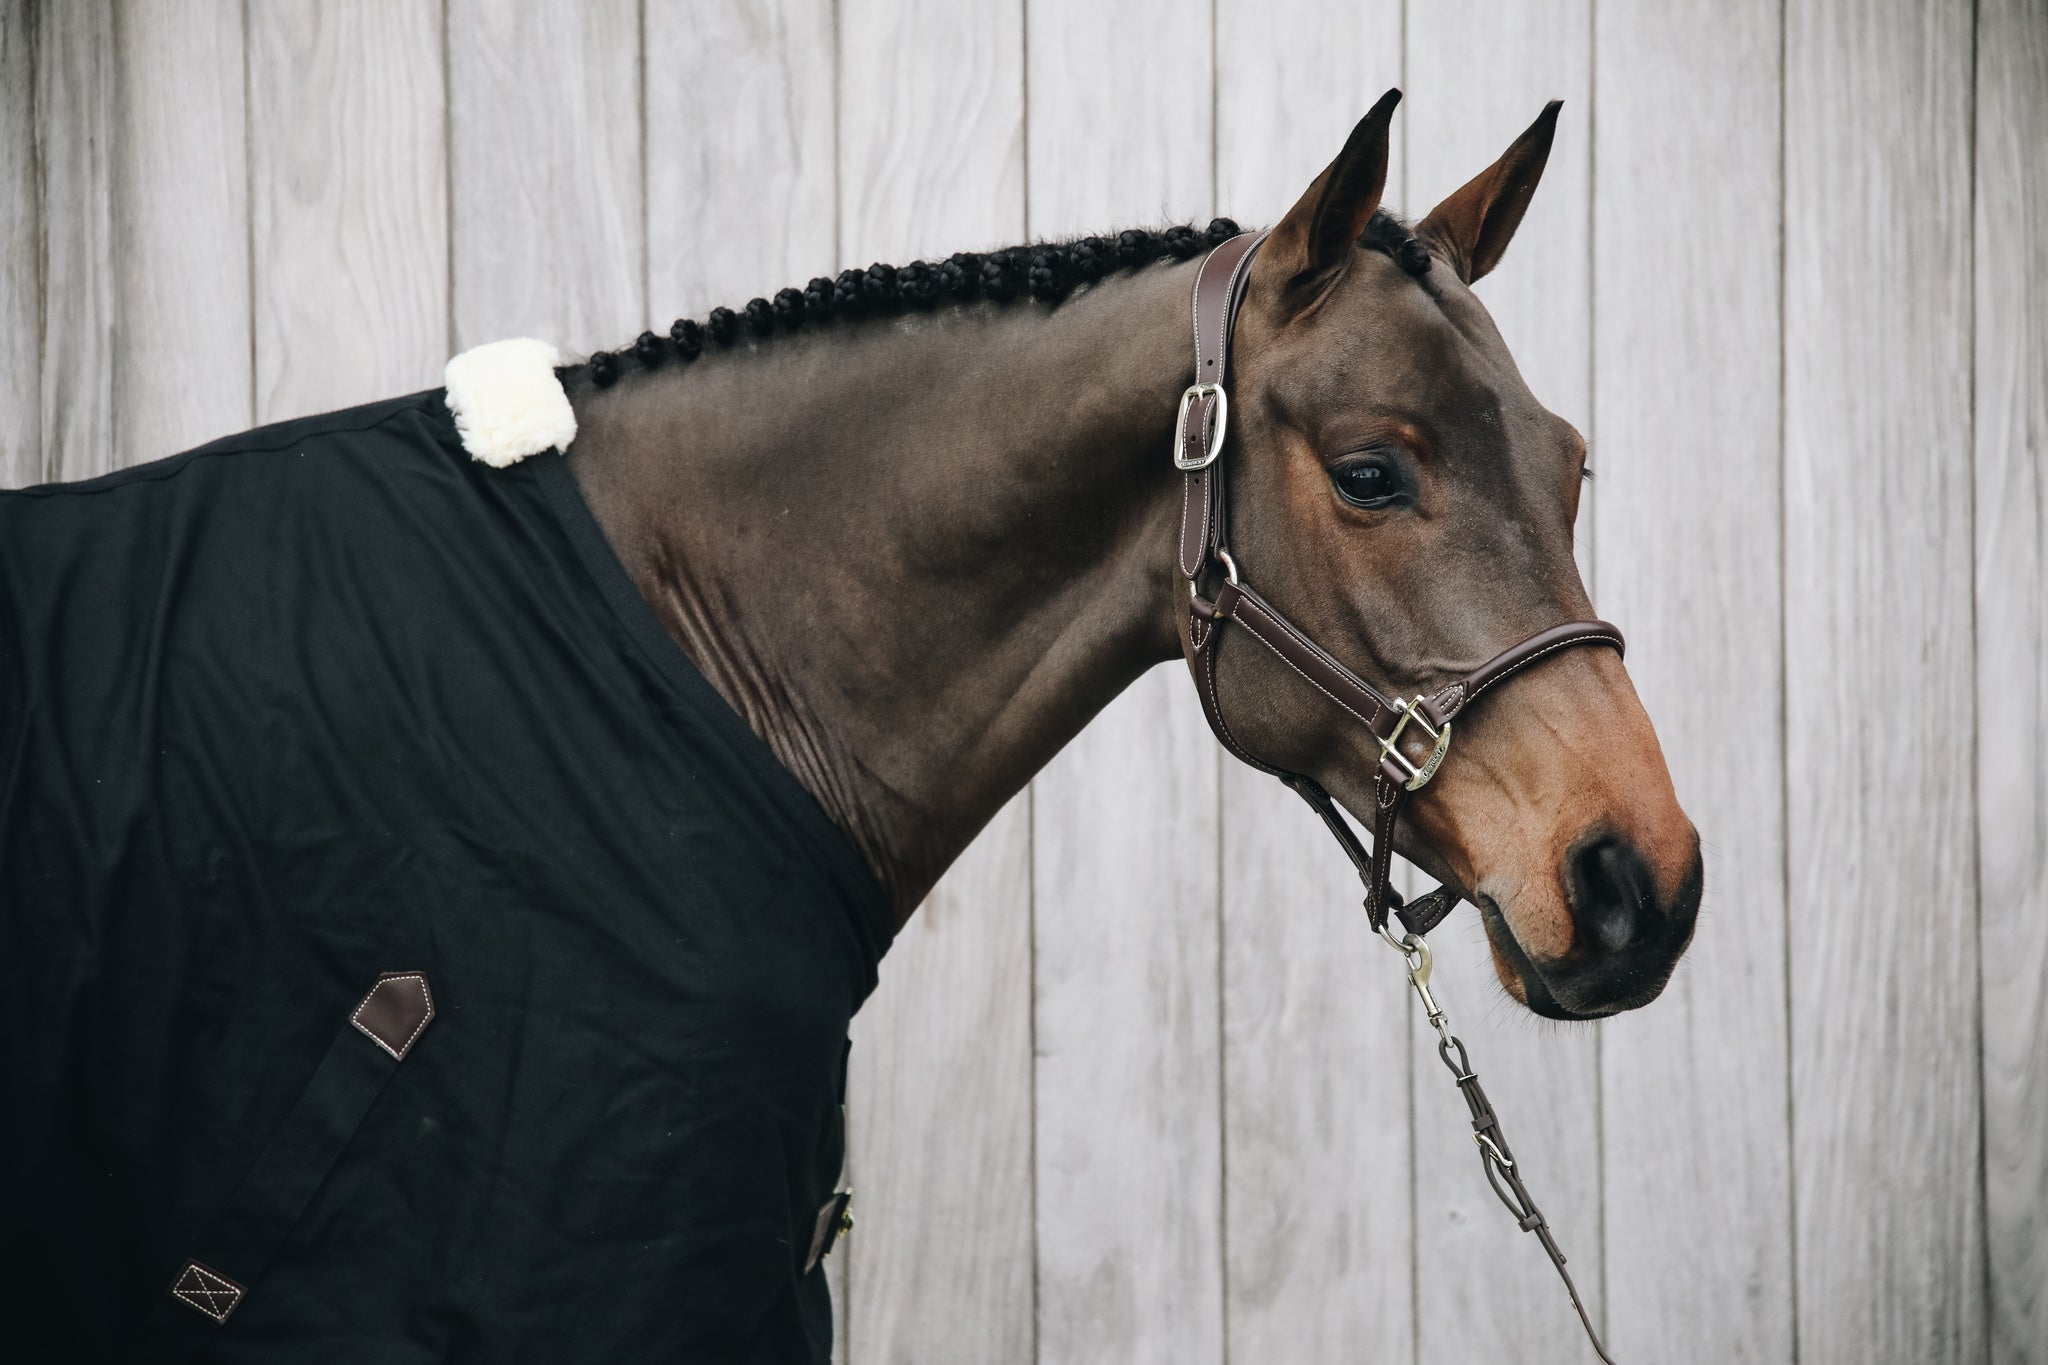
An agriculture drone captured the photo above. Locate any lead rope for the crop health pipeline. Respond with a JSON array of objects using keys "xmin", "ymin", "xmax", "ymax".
[{"xmin": 1378, "ymin": 924, "xmax": 1619, "ymax": 1364}]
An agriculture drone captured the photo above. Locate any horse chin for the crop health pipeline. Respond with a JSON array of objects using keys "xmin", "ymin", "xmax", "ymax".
[{"xmin": 1477, "ymin": 894, "xmax": 1646, "ymax": 1021}]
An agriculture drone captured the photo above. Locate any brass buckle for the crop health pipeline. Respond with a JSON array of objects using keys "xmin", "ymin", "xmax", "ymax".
[
  {"xmin": 1379, "ymin": 695, "xmax": 1452, "ymax": 792},
  {"xmin": 1172, "ymin": 383, "xmax": 1228, "ymax": 470}
]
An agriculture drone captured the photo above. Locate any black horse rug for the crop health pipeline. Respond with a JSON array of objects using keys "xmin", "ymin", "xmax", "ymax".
[{"xmin": 0, "ymin": 389, "xmax": 893, "ymax": 1363}]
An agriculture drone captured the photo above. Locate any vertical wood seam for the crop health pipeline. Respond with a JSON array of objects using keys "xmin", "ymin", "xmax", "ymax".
[
  {"xmin": 637, "ymin": 0, "xmax": 648, "ymax": 328},
  {"xmin": 830, "ymin": 0, "xmax": 843, "ymax": 271},
  {"xmin": 1396, "ymin": 12, "xmax": 1419, "ymax": 1363},
  {"xmin": 827, "ymin": 4, "xmax": 846, "ymax": 1355},
  {"xmin": 107, "ymin": 8, "xmax": 123, "ymax": 460},
  {"xmin": 27, "ymin": 2, "xmax": 46, "ymax": 483},
  {"xmin": 440, "ymin": 0, "xmax": 453, "ymax": 356},
  {"xmin": 1584, "ymin": 0, "xmax": 1608, "ymax": 1334},
  {"xmin": 1019, "ymin": 0, "xmax": 1031, "ymax": 235},
  {"xmin": 1020, "ymin": 13, "xmax": 1037, "ymax": 1360},
  {"xmin": 1027, "ymin": 776, "xmax": 1041, "ymax": 1365},
  {"xmin": 1208, "ymin": 9, "xmax": 1230, "ymax": 1365},
  {"xmin": 1775, "ymin": 2, "xmax": 1799, "ymax": 1360},
  {"xmin": 1966, "ymin": 2, "xmax": 1990, "ymax": 1359},
  {"xmin": 239, "ymin": 0, "xmax": 255, "ymax": 428}
]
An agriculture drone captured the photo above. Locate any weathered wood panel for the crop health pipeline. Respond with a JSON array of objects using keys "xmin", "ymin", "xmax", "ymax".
[
  {"xmin": 1975, "ymin": 1, "xmax": 2048, "ymax": 1359},
  {"xmin": 1025, "ymin": 2, "xmax": 1220, "ymax": 1360},
  {"xmin": 449, "ymin": 0, "xmax": 642, "ymax": 353},
  {"xmin": 32, "ymin": 0, "xmax": 116, "ymax": 481},
  {"xmin": 248, "ymin": 0, "xmax": 448, "ymax": 423},
  {"xmin": 1784, "ymin": 0, "xmax": 1982, "ymax": 1358},
  {"xmin": 1592, "ymin": 3, "xmax": 1794, "ymax": 1361},
  {"xmin": 835, "ymin": 2, "xmax": 1033, "ymax": 1360},
  {"xmin": 1211, "ymin": 7, "xmax": 1414, "ymax": 1360},
  {"xmin": 0, "ymin": 0, "xmax": 37, "ymax": 487},
  {"xmin": 645, "ymin": 0, "xmax": 837, "ymax": 327},
  {"xmin": 3, "ymin": 5, "xmax": 2033, "ymax": 1358},
  {"xmin": 110, "ymin": 0, "xmax": 251, "ymax": 466},
  {"xmin": 1402, "ymin": 11, "xmax": 1607, "ymax": 1360}
]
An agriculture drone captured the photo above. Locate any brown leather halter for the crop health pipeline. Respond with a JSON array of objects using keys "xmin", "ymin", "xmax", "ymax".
[{"xmin": 1174, "ymin": 232, "xmax": 1622, "ymax": 1363}]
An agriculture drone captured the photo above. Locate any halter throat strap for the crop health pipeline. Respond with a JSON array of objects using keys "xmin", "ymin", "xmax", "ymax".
[{"xmin": 1171, "ymin": 233, "xmax": 1625, "ymax": 937}]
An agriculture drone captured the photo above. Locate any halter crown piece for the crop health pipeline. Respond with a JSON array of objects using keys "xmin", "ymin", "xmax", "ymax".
[{"xmin": 1174, "ymin": 233, "xmax": 1623, "ymax": 1365}]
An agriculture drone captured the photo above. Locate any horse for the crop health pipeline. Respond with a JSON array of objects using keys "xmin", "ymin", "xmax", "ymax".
[{"xmin": 0, "ymin": 90, "xmax": 1699, "ymax": 1363}]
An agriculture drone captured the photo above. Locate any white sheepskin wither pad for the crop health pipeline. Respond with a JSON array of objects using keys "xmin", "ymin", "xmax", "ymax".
[{"xmin": 444, "ymin": 338, "xmax": 577, "ymax": 468}]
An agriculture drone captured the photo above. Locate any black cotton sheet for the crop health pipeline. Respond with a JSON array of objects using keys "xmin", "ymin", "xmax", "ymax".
[{"xmin": 0, "ymin": 392, "xmax": 893, "ymax": 1363}]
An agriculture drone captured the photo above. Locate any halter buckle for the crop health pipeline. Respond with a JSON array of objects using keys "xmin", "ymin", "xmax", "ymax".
[
  {"xmin": 1379, "ymin": 695, "xmax": 1452, "ymax": 792},
  {"xmin": 1172, "ymin": 383, "xmax": 1228, "ymax": 470}
]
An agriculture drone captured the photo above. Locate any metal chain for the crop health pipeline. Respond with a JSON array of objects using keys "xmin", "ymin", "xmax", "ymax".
[{"xmin": 1379, "ymin": 926, "xmax": 1620, "ymax": 1365}]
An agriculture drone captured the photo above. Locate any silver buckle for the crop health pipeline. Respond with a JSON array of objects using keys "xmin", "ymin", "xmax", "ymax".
[
  {"xmin": 1172, "ymin": 383, "xmax": 1228, "ymax": 470},
  {"xmin": 1379, "ymin": 696, "xmax": 1452, "ymax": 792}
]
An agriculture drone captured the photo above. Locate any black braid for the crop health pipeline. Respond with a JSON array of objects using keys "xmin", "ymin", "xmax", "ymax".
[
  {"xmin": 1358, "ymin": 210, "xmax": 1433, "ymax": 277},
  {"xmin": 1070, "ymin": 235, "xmax": 1109, "ymax": 282},
  {"xmin": 828, "ymin": 268, "xmax": 860, "ymax": 312},
  {"xmin": 898, "ymin": 260, "xmax": 939, "ymax": 305},
  {"xmin": 565, "ymin": 216, "xmax": 1306, "ymax": 386},
  {"xmin": 669, "ymin": 317, "xmax": 703, "ymax": 358},
  {"xmin": 1026, "ymin": 245, "xmax": 1067, "ymax": 300},
  {"xmin": 804, "ymin": 275, "xmax": 836, "ymax": 318},
  {"xmin": 980, "ymin": 247, "xmax": 1024, "ymax": 301},
  {"xmin": 940, "ymin": 252, "xmax": 983, "ymax": 298},
  {"xmin": 862, "ymin": 262, "xmax": 898, "ymax": 306}
]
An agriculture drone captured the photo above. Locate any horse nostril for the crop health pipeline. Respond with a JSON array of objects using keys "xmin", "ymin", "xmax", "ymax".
[{"xmin": 1570, "ymin": 836, "xmax": 1655, "ymax": 955}]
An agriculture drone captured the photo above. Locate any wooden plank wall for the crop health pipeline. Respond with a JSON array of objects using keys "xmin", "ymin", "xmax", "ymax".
[
  {"xmin": 1975, "ymin": 2, "xmax": 2048, "ymax": 1361},
  {"xmin": 1593, "ymin": 3, "xmax": 1793, "ymax": 1362},
  {"xmin": 3, "ymin": 2, "xmax": 2041, "ymax": 1360}
]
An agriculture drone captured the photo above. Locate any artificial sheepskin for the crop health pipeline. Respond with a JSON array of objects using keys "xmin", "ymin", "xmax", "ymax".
[{"xmin": 443, "ymin": 337, "xmax": 577, "ymax": 467}]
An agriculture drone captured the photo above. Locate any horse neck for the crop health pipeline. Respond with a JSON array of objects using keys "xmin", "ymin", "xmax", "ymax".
[{"xmin": 562, "ymin": 259, "xmax": 1200, "ymax": 917}]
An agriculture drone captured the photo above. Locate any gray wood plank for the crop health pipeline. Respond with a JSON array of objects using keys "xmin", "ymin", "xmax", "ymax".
[
  {"xmin": 1401, "ymin": 11, "xmax": 1608, "ymax": 1359},
  {"xmin": 1974, "ymin": 2, "xmax": 2048, "ymax": 1359},
  {"xmin": 1591, "ymin": 3, "xmax": 1795, "ymax": 1361},
  {"xmin": 0, "ymin": 0, "xmax": 38, "ymax": 488},
  {"xmin": 33, "ymin": 0, "xmax": 115, "ymax": 481},
  {"xmin": 846, "ymin": 804, "xmax": 1034, "ymax": 1362},
  {"xmin": 1211, "ymin": 7, "xmax": 1413, "ymax": 1360},
  {"xmin": 1784, "ymin": 0, "xmax": 1983, "ymax": 1358},
  {"xmin": 644, "ymin": 0, "xmax": 837, "ymax": 328},
  {"xmin": 449, "ymin": 0, "xmax": 642, "ymax": 354},
  {"xmin": 1025, "ymin": 5, "xmax": 1219, "ymax": 1357},
  {"xmin": 833, "ymin": 3, "xmax": 1032, "ymax": 1359},
  {"xmin": 248, "ymin": 0, "xmax": 449, "ymax": 423},
  {"xmin": 110, "ymin": 0, "xmax": 252, "ymax": 466}
]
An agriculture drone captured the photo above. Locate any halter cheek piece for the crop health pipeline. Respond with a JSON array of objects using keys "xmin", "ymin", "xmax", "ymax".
[{"xmin": 1175, "ymin": 233, "xmax": 1623, "ymax": 1364}]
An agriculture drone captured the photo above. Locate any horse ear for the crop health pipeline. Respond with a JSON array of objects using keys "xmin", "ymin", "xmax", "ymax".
[
  {"xmin": 1265, "ymin": 89, "xmax": 1401, "ymax": 304},
  {"xmin": 1415, "ymin": 101, "xmax": 1562, "ymax": 284}
]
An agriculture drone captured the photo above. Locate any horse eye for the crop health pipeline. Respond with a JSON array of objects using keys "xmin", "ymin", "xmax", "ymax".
[{"xmin": 1331, "ymin": 457, "xmax": 1403, "ymax": 510}]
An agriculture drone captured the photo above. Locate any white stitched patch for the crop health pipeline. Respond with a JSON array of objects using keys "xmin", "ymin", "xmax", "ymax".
[
  {"xmin": 444, "ymin": 337, "xmax": 577, "ymax": 467},
  {"xmin": 170, "ymin": 1261, "xmax": 244, "ymax": 1324}
]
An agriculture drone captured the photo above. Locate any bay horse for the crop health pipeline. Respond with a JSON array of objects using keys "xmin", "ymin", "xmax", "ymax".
[{"xmin": 0, "ymin": 91, "xmax": 1698, "ymax": 1363}]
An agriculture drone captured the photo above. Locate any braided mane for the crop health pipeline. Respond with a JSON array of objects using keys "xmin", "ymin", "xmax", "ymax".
[{"xmin": 570, "ymin": 210, "xmax": 1432, "ymax": 387}]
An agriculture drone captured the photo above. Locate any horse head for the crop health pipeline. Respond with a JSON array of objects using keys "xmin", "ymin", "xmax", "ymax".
[{"xmin": 1211, "ymin": 93, "xmax": 1701, "ymax": 1018}]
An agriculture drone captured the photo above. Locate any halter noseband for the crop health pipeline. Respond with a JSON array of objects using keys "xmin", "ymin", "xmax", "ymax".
[
  {"xmin": 1172, "ymin": 232, "xmax": 1624, "ymax": 1364},
  {"xmin": 1173, "ymin": 231, "xmax": 1624, "ymax": 942}
]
